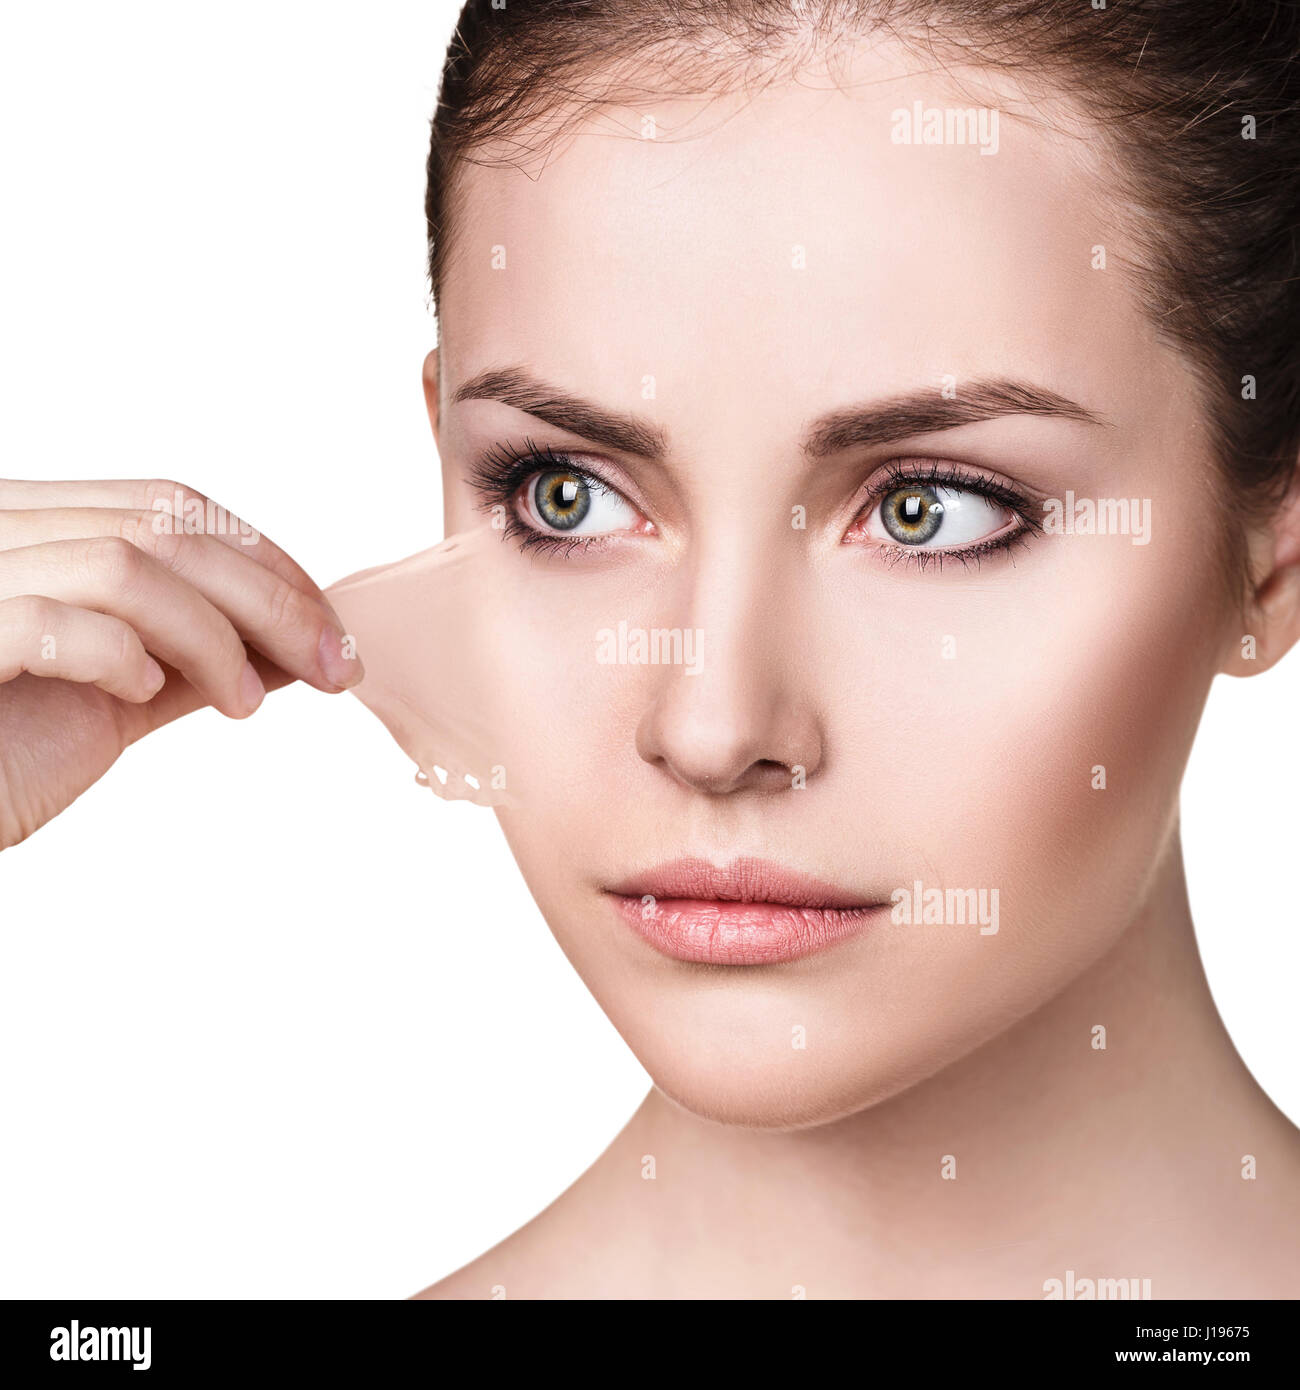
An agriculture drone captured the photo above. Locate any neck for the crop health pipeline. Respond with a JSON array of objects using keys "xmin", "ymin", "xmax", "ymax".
[{"xmin": 566, "ymin": 828, "xmax": 1291, "ymax": 1297}]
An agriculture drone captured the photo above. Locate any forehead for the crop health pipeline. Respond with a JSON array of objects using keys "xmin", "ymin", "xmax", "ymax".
[{"xmin": 437, "ymin": 39, "xmax": 1180, "ymax": 429}]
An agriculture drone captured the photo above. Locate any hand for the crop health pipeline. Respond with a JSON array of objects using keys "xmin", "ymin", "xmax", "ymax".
[{"xmin": 0, "ymin": 477, "xmax": 362, "ymax": 849}]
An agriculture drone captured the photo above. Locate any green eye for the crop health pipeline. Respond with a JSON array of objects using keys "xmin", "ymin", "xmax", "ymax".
[
  {"xmin": 863, "ymin": 480, "xmax": 1015, "ymax": 553},
  {"xmin": 881, "ymin": 485, "xmax": 945, "ymax": 544},
  {"xmin": 534, "ymin": 470, "xmax": 591, "ymax": 530}
]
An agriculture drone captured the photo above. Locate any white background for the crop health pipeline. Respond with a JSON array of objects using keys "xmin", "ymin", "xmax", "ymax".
[{"xmin": 0, "ymin": 1, "xmax": 1295, "ymax": 1298}]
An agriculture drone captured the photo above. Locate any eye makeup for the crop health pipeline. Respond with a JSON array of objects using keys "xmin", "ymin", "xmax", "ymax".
[
  {"xmin": 467, "ymin": 438, "xmax": 654, "ymax": 558},
  {"xmin": 467, "ymin": 438, "xmax": 1043, "ymax": 570},
  {"xmin": 842, "ymin": 457, "xmax": 1042, "ymax": 571}
]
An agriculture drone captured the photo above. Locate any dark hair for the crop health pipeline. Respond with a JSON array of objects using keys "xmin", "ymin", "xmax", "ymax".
[{"xmin": 425, "ymin": 1, "xmax": 1300, "ymax": 587}]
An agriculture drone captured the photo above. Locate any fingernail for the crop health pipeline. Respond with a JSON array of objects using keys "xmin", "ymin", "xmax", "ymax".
[
  {"xmin": 318, "ymin": 626, "xmax": 364, "ymax": 690},
  {"xmin": 240, "ymin": 661, "xmax": 266, "ymax": 714},
  {"xmin": 143, "ymin": 657, "xmax": 166, "ymax": 695}
]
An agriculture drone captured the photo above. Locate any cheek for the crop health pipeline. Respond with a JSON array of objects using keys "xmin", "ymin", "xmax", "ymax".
[
  {"xmin": 476, "ymin": 559, "xmax": 678, "ymax": 802},
  {"xmin": 823, "ymin": 535, "xmax": 1223, "ymax": 963}
]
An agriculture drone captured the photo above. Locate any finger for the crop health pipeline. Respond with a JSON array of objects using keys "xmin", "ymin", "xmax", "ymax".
[
  {"xmin": 122, "ymin": 647, "xmax": 299, "ymax": 744},
  {"xmin": 0, "ymin": 508, "xmax": 362, "ymax": 692},
  {"xmin": 0, "ymin": 595, "xmax": 167, "ymax": 702},
  {"xmin": 0, "ymin": 478, "xmax": 332, "ymax": 610},
  {"xmin": 0, "ymin": 537, "xmax": 264, "ymax": 719}
]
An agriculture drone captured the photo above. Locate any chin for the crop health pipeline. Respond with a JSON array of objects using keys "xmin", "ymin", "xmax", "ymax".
[
  {"xmin": 641, "ymin": 1047, "xmax": 923, "ymax": 1131},
  {"xmin": 602, "ymin": 992, "xmax": 979, "ymax": 1131}
]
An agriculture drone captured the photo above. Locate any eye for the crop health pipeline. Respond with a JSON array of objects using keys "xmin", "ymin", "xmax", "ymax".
[
  {"xmin": 859, "ymin": 482, "xmax": 1015, "ymax": 551},
  {"xmin": 519, "ymin": 466, "xmax": 642, "ymax": 536}
]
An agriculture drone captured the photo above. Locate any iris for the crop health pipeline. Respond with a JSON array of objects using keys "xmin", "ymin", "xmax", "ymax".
[
  {"xmin": 534, "ymin": 471, "xmax": 591, "ymax": 530},
  {"xmin": 881, "ymin": 484, "xmax": 945, "ymax": 544}
]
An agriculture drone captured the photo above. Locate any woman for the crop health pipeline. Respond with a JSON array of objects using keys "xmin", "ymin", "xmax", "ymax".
[{"xmin": 3, "ymin": 0, "xmax": 1299, "ymax": 1299}]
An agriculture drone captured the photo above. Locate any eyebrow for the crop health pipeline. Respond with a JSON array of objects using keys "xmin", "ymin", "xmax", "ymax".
[
  {"xmin": 803, "ymin": 379, "xmax": 1107, "ymax": 456},
  {"xmin": 451, "ymin": 366, "xmax": 1106, "ymax": 461},
  {"xmin": 452, "ymin": 367, "xmax": 668, "ymax": 459}
]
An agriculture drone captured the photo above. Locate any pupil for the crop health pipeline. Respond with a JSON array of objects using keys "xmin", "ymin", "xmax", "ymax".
[
  {"xmin": 535, "ymin": 470, "xmax": 591, "ymax": 530},
  {"xmin": 881, "ymin": 484, "xmax": 943, "ymax": 546}
]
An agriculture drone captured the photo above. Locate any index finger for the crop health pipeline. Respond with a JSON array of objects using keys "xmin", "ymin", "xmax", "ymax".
[{"xmin": 0, "ymin": 476, "xmax": 334, "ymax": 612}]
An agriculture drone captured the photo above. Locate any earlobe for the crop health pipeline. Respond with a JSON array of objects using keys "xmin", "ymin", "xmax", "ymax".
[
  {"xmin": 1223, "ymin": 470, "xmax": 1300, "ymax": 677},
  {"xmin": 422, "ymin": 348, "xmax": 440, "ymax": 442}
]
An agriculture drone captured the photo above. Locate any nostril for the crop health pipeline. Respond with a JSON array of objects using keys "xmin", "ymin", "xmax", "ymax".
[
  {"xmin": 751, "ymin": 758, "xmax": 803, "ymax": 794},
  {"xmin": 677, "ymin": 758, "xmax": 803, "ymax": 797}
]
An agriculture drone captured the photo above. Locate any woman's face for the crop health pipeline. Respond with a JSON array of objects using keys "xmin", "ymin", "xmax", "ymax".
[{"xmin": 431, "ymin": 39, "xmax": 1238, "ymax": 1127}]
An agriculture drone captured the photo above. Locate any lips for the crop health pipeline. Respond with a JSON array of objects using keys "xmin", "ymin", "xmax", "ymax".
[{"xmin": 605, "ymin": 857, "xmax": 884, "ymax": 965}]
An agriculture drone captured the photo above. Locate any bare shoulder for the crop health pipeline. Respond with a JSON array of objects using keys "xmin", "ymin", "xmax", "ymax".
[
  {"xmin": 411, "ymin": 1252, "xmax": 511, "ymax": 1301},
  {"xmin": 408, "ymin": 1192, "xmax": 615, "ymax": 1300},
  {"xmin": 408, "ymin": 1214, "xmax": 546, "ymax": 1300}
]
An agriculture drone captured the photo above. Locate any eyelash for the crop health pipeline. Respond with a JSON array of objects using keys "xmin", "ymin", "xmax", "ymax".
[
  {"xmin": 467, "ymin": 438, "xmax": 618, "ymax": 558},
  {"xmin": 466, "ymin": 439, "xmax": 1041, "ymax": 568},
  {"xmin": 860, "ymin": 457, "xmax": 1041, "ymax": 572}
]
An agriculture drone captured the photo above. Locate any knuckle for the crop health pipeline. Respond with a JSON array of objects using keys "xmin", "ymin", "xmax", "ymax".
[
  {"xmin": 81, "ymin": 534, "xmax": 145, "ymax": 595},
  {"xmin": 143, "ymin": 519, "xmax": 188, "ymax": 571},
  {"xmin": 264, "ymin": 579, "xmax": 313, "ymax": 640},
  {"xmin": 117, "ymin": 507, "xmax": 162, "ymax": 555},
  {"xmin": 8, "ymin": 594, "xmax": 56, "ymax": 639}
]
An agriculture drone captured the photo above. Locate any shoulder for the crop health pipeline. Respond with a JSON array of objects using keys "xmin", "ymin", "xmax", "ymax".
[
  {"xmin": 408, "ymin": 1200, "xmax": 605, "ymax": 1300},
  {"xmin": 411, "ymin": 1258, "xmax": 508, "ymax": 1301}
]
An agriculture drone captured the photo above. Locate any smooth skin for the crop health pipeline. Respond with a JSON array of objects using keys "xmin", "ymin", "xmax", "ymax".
[{"xmin": 414, "ymin": 37, "xmax": 1300, "ymax": 1298}]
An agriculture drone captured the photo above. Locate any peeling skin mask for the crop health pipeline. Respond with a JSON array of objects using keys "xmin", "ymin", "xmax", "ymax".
[
  {"xmin": 326, "ymin": 503, "xmax": 715, "ymax": 817},
  {"xmin": 326, "ymin": 524, "xmax": 525, "ymax": 808}
]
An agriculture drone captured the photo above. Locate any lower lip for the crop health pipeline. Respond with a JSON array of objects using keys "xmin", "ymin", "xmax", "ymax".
[{"xmin": 610, "ymin": 895, "xmax": 881, "ymax": 965}]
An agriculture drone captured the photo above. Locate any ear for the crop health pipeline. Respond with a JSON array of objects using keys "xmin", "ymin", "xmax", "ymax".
[
  {"xmin": 421, "ymin": 348, "xmax": 440, "ymax": 444},
  {"xmin": 1222, "ymin": 463, "xmax": 1300, "ymax": 676}
]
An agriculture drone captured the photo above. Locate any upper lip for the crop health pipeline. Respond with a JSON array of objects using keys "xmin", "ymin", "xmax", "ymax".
[{"xmin": 606, "ymin": 857, "xmax": 878, "ymax": 909}]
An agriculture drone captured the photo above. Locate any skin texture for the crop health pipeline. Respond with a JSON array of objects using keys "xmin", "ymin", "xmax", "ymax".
[{"xmin": 415, "ymin": 38, "xmax": 1300, "ymax": 1297}]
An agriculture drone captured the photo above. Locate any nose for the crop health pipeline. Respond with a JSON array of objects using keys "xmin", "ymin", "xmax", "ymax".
[{"xmin": 633, "ymin": 543, "xmax": 824, "ymax": 797}]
